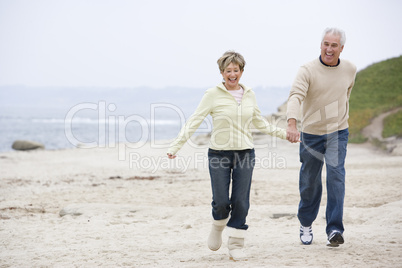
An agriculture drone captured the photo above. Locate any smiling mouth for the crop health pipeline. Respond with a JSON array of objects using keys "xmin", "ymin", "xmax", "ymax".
[{"xmin": 229, "ymin": 78, "xmax": 237, "ymax": 82}]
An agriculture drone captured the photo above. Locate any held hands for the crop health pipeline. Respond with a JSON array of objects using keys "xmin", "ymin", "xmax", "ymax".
[
  {"xmin": 286, "ymin": 118, "xmax": 301, "ymax": 143},
  {"xmin": 167, "ymin": 153, "xmax": 176, "ymax": 159}
]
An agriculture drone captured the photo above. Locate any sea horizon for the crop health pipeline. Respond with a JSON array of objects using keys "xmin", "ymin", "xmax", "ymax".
[{"xmin": 0, "ymin": 85, "xmax": 290, "ymax": 152}]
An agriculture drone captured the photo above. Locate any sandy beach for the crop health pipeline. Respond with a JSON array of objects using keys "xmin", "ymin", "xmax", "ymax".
[{"xmin": 0, "ymin": 136, "xmax": 401, "ymax": 267}]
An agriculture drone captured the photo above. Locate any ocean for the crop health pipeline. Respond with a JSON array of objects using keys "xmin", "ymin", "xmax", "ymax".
[
  {"xmin": 0, "ymin": 104, "xmax": 194, "ymax": 152},
  {"xmin": 0, "ymin": 86, "xmax": 289, "ymax": 152}
]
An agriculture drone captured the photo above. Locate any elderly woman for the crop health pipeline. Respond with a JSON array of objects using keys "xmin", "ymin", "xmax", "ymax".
[{"xmin": 167, "ymin": 51, "xmax": 286, "ymax": 261}]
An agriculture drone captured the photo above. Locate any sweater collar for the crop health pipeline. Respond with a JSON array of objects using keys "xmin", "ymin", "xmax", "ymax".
[
  {"xmin": 319, "ymin": 56, "xmax": 340, "ymax": 67},
  {"xmin": 217, "ymin": 82, "xmax": 250, "ymax": 92}
]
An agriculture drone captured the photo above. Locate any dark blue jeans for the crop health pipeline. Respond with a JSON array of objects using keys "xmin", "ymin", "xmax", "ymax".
[
  {"xmin": 208, "ymin": 148, "xmax": 255, "ymax": 230},
  {"xmin": 298, "ymin": 129, "xmax": 349, "ymax": 235}
]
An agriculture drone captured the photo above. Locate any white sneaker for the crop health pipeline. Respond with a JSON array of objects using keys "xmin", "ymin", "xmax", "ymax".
[{"xmin": 300, "ymin": 225, "xmax": 313, "ymax": 245}]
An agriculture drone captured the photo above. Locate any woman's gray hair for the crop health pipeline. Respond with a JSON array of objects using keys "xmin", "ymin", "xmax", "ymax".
[
  {"xmin": 217, "ymin": 51, "xmax": 246, "ymax": 72},
  {"xmin": 322, "ymin": 27, "xmax": 346, "ymax": 46}
]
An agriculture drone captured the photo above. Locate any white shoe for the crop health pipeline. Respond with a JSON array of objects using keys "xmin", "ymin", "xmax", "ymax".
[{"xmin": 300, "ymin": 225, "xmax": 313, "ymax": 245}]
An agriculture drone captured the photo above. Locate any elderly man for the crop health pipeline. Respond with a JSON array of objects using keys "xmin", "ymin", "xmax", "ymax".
[{"xmin": 286, "ymin": 27, "xmax": 357, "ymax": 247}]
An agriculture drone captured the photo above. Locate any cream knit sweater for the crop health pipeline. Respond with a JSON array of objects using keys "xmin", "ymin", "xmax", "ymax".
[{"xmin": 287, "ymin": 58, "xmax": 357, "ymax": 135}]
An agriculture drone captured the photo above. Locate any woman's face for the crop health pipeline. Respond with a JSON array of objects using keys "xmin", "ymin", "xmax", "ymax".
[{"xmin": 221, "ymin": 62, "xmax": 243, "ymax": 90}]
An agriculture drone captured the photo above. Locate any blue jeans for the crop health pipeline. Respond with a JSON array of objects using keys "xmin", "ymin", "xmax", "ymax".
[
  {"xmin": 208, "ymin": 148, "xmax": 255, "ymax": 230},
  {"xmin": 298, "ymin": 129, "xmax": 349, "ymax": 235}
]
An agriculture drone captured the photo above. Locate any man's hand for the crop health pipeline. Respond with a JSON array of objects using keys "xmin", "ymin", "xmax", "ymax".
[
  {"xmin": 167, "ymin": 153, "xmax": 176, "ymax": 159},
  {"xmin": 286, "ymin": 118, "xmax": 301, "ymax": 143}
]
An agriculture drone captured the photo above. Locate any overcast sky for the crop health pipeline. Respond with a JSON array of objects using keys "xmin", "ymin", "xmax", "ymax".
[{"xmin": 0, "ymin": 0, "xmax": 401, "ymax": 89}]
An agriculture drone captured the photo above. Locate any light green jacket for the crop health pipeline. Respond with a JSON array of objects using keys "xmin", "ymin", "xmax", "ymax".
[{"xmin": 167, "ymin": 83, "xmax": 286, "ymax": 155}]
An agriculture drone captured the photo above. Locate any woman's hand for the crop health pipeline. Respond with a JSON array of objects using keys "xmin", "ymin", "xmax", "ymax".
[{"xmin": 167, "ymin": 153, "xmax": 176, "ymax": 159}]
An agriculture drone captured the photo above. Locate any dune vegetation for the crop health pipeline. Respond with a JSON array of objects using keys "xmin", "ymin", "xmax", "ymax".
[{"xmin": 348, "ymin": 55, "xmax": 402, "ymax": 143}]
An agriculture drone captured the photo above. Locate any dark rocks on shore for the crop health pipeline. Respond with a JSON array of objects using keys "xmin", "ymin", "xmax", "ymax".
[{"xmin": 12, "ymin": 140, "xmax": 45, "ymax": 151}]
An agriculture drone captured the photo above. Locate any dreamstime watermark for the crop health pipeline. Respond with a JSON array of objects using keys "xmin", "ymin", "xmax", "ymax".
[
  {"xmin": 128, "ymin": 151, "xmax": 287, "ymax": 173},
  {"xmin": 64, "ymin": 101, "xmax": 287, "ymax": 159},
  {"xmin": 63, "ymin": 100, "xmax": 346, "ymax": 171},
  {"xmin": 64, "ymin": 101, "xmax": 153, "ymax": 150},
  {"xmin": 299, "ymin": 100, "xmax": 347, "ymax": 167}
]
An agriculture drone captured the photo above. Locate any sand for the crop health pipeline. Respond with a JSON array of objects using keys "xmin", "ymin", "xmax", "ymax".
[{"xmin": 0, "ymin": 136, "xmax": 401, "ymax": 267}]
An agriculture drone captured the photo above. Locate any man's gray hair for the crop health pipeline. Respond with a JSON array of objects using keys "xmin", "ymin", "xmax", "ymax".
[{"xmin": 322, "ymin": 27, "xmax": 346, "ymax": 46}]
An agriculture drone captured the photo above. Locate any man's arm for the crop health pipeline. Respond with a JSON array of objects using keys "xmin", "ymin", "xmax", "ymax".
[{"xmin": 286, "ymin": 66, "xmax": 309, "ymax": 143}]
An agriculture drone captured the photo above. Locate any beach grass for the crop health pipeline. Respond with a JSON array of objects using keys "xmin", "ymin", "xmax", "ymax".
[
  {"xmin": 348, "ymin": 55, "xmax": 402, "ymax": 143},
  {"xmin": 383, "ymin": 109, "xmax": 402, "ymax": 138}
]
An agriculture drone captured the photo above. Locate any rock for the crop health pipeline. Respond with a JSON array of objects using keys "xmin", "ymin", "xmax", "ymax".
[
  {"xmin": 59, "ymin": 207, "xmax": 83, "ymax": 217},
  {"xmin": 59, "ymin": 203, "xmax": 138, "ymax": 218},
  {"xmin": 270, "ymin": 213, "xmax": 296, "ymax": 219},
  {"xmin": 182, "ymin": 223, "xmax": 192, "ymax": 229},
  {"xmin": 12, "ymin": 140, "xmax": 45, "ymax": 151},
  {"xmin": 391, "ymin": 142, "xmax": 402, "ymax": 156}
]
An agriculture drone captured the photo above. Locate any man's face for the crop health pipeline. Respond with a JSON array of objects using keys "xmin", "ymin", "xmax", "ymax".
[{"xmin": 320, "ymin": 33, "xmax": 344, "ymax": 66}]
